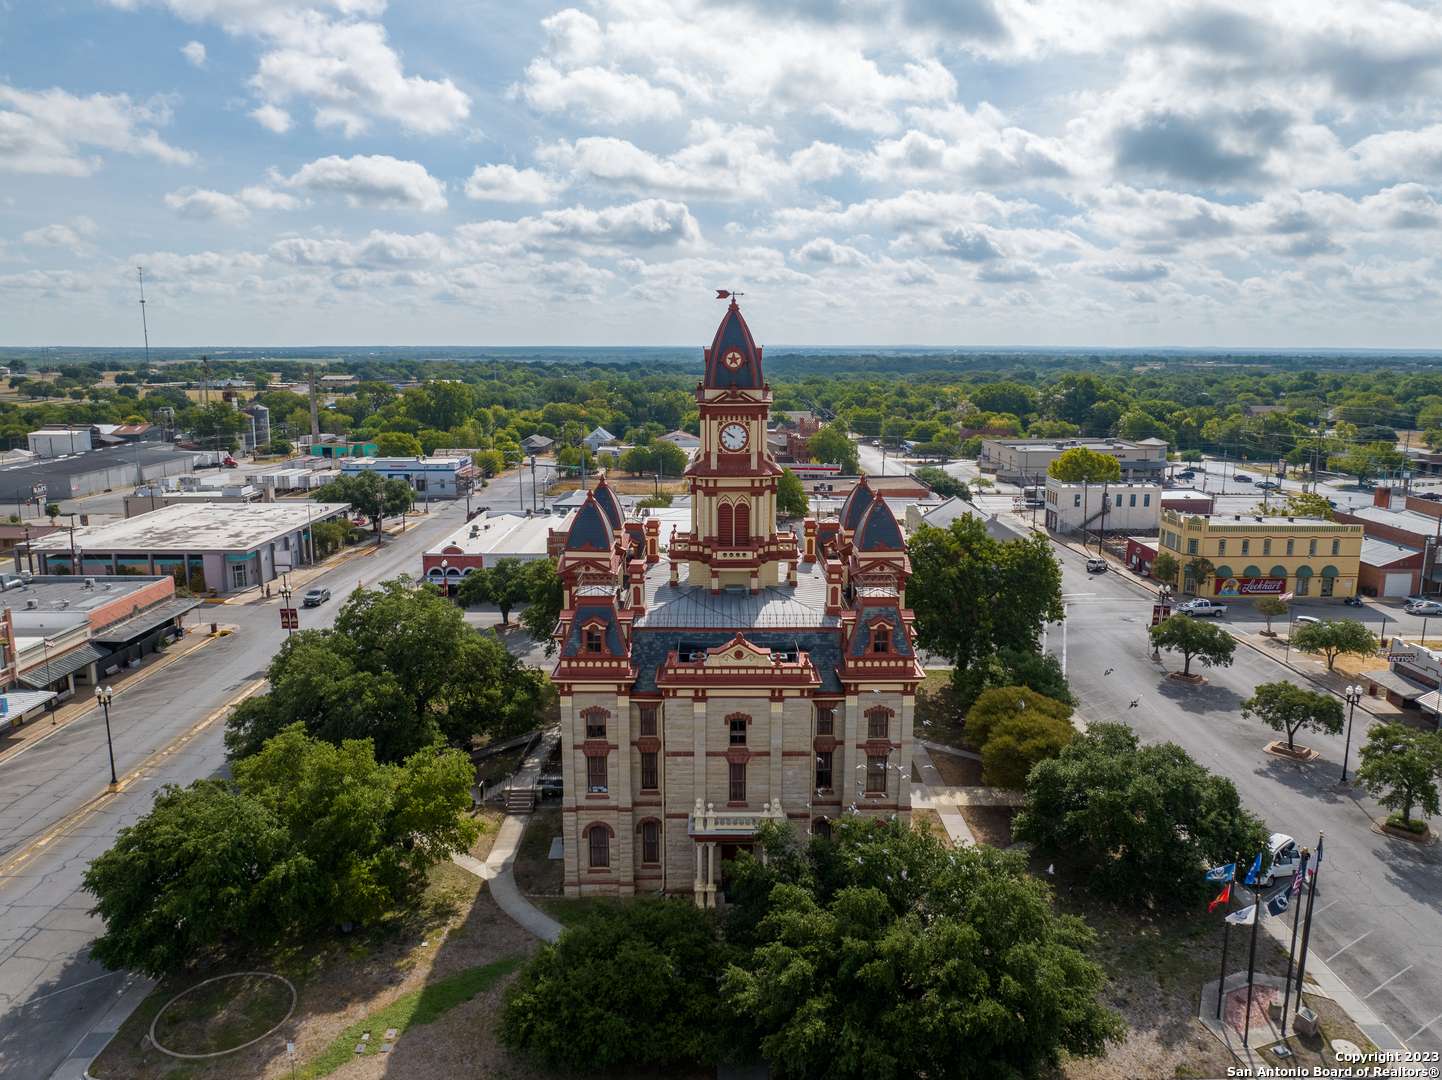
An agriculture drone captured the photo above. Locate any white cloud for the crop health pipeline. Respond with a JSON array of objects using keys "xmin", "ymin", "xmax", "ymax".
[
  {"xmin": 181, "ymin": 40, "xmax": 207, "ymax": 66},
  {"xmin": 464, "ymin": 164, "xmax": 567, "ymax": 203},
  {"xmin": 0, "ymin": 84, "xmax": 194, "ymax": 175},
  {"xmin": 251, "ymin": 103, "xmax": 292, "ymax": 133},
  {"xmin": 165, "ymin": 187, "xmax": 250, "ymax": 223},
  {"xmin": 458, "ymin": 199, "xmax": 702, "ymax": 253},
  {"xmin": 22, "ymin": 217, "xmax": 99, "ymax": 252},
  {"xmin": 283, "ymin": 154, "xmax": 447, "ymax": 211},
  {"xmin": 106, "ymin": 0, "xmax": 469, "ymax": 135},
  {"xmin": 164, "ymin": 183, "xmax": 298, "ymax": 222},
  {"xmin": 792, "ymin": 237, "xmax": 868, "ymax": 266}
]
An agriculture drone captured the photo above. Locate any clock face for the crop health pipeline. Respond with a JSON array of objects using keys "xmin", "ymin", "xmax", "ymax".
[
  {"xmin": 723, "ymin": 349, "xmax": 745, "ymax": 370},
  {"xmin": 720, "ymin": 423, "xmax": 749, "ymax": 452}
]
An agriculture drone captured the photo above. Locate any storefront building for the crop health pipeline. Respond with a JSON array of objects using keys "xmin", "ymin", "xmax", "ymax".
[{"xmin": 1158, "ymin": 509, "xmax": 1363, "ymax": 599}]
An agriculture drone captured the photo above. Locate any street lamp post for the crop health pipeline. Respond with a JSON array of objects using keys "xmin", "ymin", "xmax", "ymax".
[
  {"xmin": 95, "ymin": 685, "xmax": 118, "ymax": 792},
  {"xmin": 279, "ymin": 580, "xmax": 294, "ymax": 636},
  {"xmin": 1340, "ymin": 684, "xmax": 1363, "ymax": 784}
]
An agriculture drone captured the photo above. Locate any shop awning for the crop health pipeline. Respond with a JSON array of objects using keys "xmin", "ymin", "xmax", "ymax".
[
  {"xmin": 92, "ymin": 598, "xmax": 201, "ymax": 647},
  {"xmin": 1414, "ymin": 689, "xmax": 1442, "ymax": 716},
  {"xmin": 18, "ymin": 643, "xmax": 111, "ymax": 689},
  {"xmin": 1364, "ymin": 668, "xmax": 1433, "ymax": 700},
  {"xmin": 0, "ymin": 690, "xmax": 58, "ymax": 733}
]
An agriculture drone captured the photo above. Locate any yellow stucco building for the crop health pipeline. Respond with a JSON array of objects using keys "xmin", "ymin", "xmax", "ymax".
[{"xmin": 1158, "ymin": 509, "xmax": 1363, "ymax": 599}]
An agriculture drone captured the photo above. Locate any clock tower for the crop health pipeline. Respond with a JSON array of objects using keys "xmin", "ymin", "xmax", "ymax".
[{"xmin": 672, "ymin": 294, "xmax": 796, "ymax": 591}]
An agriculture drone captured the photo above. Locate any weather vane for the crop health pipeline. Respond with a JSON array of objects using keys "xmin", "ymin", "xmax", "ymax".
[{"xmin": 715, "ymin": 289, "xmax": 744, "ymax": 301}]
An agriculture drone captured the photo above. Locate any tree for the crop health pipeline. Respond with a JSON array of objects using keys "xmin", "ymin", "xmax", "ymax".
[
  {"xmin": 1152, "ymin": 550, "xmax": 1179, "ymax": 586},
  {"xmin": 82, "ymin": 780, "xmax": 294, "ymax": 977},
  {"xmin": 807, "ymin": 421, "xmax": 860, "ymax": 473},
  {"xmin": 457, "ymin": 558, "xmax": 531, "ymax": 624},
  {"xmin": 1291, "ymin": 619, "xmax": 1378, "ymax": 672},
  {"xmin": 233, "ymin": 726, "xmax": 479, "ymax": 929},
  {"xmin": 225, "ymin": 580, "xmax": 551, "ymax": 760},
  {"xmin": 722, "ymin": 819, "xmax": 1123, "ymax": 1079},
  {"xmin": 775, "ymin": 467, "xmax": 808, "ymax": 517},
  {"xmin": 1015, "ymin": 724, "xmax": 1269, "ymax": 907},
  {"xmin": 314, "ymin": 471, "xmax": 416, "ymax": 540},
  {"xmin": 908, "ymin": 516, "xmax": 1064, "ymax": 671},
  {"xmin": 519, "ymin": 558, "xmax": 563, "ymax": 655},
  {"xmin": 1185, "ymin": 555, "xmax": 1216, "ymax": 595},
  {"xmin": 1357, "ymin": 724, "xmax": 1442, "ymax": 828},
  {"xmin": 376, "ymin": 431, "xmax": 423, "ymax": 457},
  {"xmin": 965, "ymin": 685, "xmax": 1072, "ymax": 746},
  {"xmin": 500, "ymin": 900, "xmax": 726, "ymax": 1071},
  {"xmin": 1047, "ymin": 447, "xmax": 1122, "ymax": 483},
  {"xmin": 651, "ymin": 439, "xmax": 689, "ymax": 477},
  {"xmin": 1149, "ymin": 614, "xmax": 1235, "ymax": 677},
  {"xmin": 912, "ymin": 465, "xmax": 970, "ymax": 500},
  {"xmin": 190, "ymin": 401, "xmax": 246, "ymax": 449},
  {"xmin": 1241, "ymin": 681, "xmax": 1344, "ymax": 752},
  {"xmin": 982, "ymin": 710, "xmax": 1075, "ymax": 788},
  {"xmin": 266, "ymin": 438, "xmax": 294, "ymax": 456},
  {"xmin": 1255, "ymin": 595, "xmax": 1289, "ymax": 635},
  {"xmin": 1253, "ymin": 492, "xmax": 1334, "ymax": 521},
  {"xmin": 83, "ymin": 728, "xmax": 478, "ymax": 977},
  {"xmin": 472, "ymin": 448, "xmax": 505, "ymax": 477}
]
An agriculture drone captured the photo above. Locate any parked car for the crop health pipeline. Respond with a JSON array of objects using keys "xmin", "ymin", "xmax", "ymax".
[
  {"xmin": 1404, "ymin": 599, "xmax": 1442, "ymax": 616},
  {"xmin": 1177, "ymin": 598, "xmax": 1227, "ymax": 617},
  {"xmin": 1255, "ymin": 833, "xmax": 1301, "ymax": 887},
  {"xmin": 1418, "ymin": 492, "xmax": 1442, "ymax": 502},
  {"xmin": 302, "ymin": 587, "xmax": 331, "ymax": 607},
  {"xmin": 1085, "ymin": 557, "xmax": 1108, "ymax": 573},
  {"xmin": 536, "ymin": 774, "xmax": 564, "ymax": 799},
  {"xmin": 1234, "ymin": 472, "xmax": 1253, "ymax": 483},
  {"xmin": 1294, "ymin": 615, "xmax": 1321, "ymax": 627},
  {"xmin": 1255, "ymin": 479, "xmax": 1281, "ymax": 490},
  {"xmin": 1175, "ymin": 469, "xmax": 1196, "ymax": 480},
  {"xmin": 1343, "ymin": 595, "xmax": 1364, "ymax": 607}
]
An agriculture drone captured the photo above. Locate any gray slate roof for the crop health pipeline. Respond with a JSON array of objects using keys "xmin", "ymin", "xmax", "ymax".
[
  {"xmin": 630, "ymin": 628, "xmax": 843, "ymax": 694},
  {"xmin": 636, "ymin": 559, "xmax": 838, "ymax": 629}
]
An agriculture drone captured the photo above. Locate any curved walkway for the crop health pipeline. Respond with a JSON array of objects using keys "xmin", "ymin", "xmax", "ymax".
[{"xmin": 452, "ymin": 815, "xmax": 562, "ymax": 942}]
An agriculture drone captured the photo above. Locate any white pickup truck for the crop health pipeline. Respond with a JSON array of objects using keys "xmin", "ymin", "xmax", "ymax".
[{"xmin": 1177, "ymin": 598, "xmax": 1228, "ymax": 617}]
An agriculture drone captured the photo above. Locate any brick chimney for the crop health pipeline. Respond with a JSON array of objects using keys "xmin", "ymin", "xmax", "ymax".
[
  {"xmin": 644, "ymin": 518, "xmax": 660, "ymax": 563},
  {"xmin": 1374, "ymin": 486, "xmax": 1392, "ymax": 509}
]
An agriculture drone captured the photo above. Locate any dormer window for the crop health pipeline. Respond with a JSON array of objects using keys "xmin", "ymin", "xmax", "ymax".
[
  {"xmin": 871, "ymin": 622, "xmax": 892, "ymax": 653},
  {"xmin": 584, "ymin": 623, "xmax": 605, "ymax": 654}
]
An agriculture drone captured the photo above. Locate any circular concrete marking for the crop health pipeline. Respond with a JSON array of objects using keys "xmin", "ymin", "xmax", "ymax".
[
  {"xmin": 1331, "ymin": 1038, "xmax": 1363, "ymax": 1060},
  {"xmin": 149, "ymin": 971, "xmax": 297, "ymax": 1060}
]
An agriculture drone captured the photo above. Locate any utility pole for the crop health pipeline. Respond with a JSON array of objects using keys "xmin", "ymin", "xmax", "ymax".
[
  {"xmin": 308, "ymin": 368, "xmax": 321, "ymax": 440},
  {"xmin": 137, "ymin": 266, "xmax": 150, "ymax": 368}
]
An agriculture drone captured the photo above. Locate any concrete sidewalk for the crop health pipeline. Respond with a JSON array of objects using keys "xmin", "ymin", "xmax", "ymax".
[
  {"xmin": 911, "ymin": 743, "xmax": 975, "ymax": 847},
  {"xmin": 452, "ymin": 815, "xmax": 562, "ymax": 942}
]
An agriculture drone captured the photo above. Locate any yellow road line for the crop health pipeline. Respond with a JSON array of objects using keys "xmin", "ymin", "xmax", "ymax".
[
  {"xmin": 0, "ymin": 629, "xmax": 231, "ymax": 769},
  {"xmin": 0, "ymin": 678, "xmax": 268, "ymax": 881}
]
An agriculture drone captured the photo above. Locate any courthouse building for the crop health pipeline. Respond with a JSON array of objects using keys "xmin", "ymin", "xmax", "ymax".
[{"xmin": 552, "ymin": 299, "xmax": 924, "ymax": 905}]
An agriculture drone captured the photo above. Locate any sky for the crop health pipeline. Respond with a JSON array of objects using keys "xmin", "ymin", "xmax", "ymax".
[{"xmin": 3, "ymin": 0, "xmax": 1442, "ymax": 349}]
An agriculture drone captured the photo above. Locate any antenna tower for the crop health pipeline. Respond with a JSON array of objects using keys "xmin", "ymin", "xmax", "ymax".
[{"xmin": 137, "ymin": 266, "xmax": 151, "ymax": 366}]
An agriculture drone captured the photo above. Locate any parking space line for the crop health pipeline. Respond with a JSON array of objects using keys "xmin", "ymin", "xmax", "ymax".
[
  {"xmin": 1363, "ymin": 965, "xmax": 1413, "ymax": 999},
  {"xmin": 1408, "ymin": 1011, "xmax": 1442, "ymax": 1044},
  {"xmin": 1325, "ymin": 930, "xmax": 1372, "ymax": 964}
]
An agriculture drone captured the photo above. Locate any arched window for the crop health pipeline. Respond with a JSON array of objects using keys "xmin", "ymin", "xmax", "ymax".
[
  {"xmin": 586, "ymin": 824, "xmax": 611, "ymax": 868},
  {"xmin": 638, "ymin": 820, "xmax": 661, "ymax": 865},
  {"xmin": 716, "ymin": 502, "xmax": 734, "ymax": 546},
  {"xmin": 867, "ymin": 707, "xmax": 892, "ymax": 740},
  {"xmin": 733, "ymin": 501, "xmax": 751, "ymax": 543},
  {"xmin": 813, "ymin": 818, "xmax": 833, "ymax": 841}
]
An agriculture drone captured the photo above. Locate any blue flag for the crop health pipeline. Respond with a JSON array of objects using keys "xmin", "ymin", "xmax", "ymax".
[
  {"xmin": 1266, "ymin": 890, "xmax": 1291, "ymax": 917},
  {"xmin": 1243, "ymin": 852, "xmax": 1264, "ymax": 885},
  {"xmin": 1204, "ymin": 862, "xmax": 1236, "ymax": 884}
]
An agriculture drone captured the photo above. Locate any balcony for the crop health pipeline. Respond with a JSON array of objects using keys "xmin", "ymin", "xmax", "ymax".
[{"xmin": 687, "ymin": 798, "xmax": 786, "ymax": 838}]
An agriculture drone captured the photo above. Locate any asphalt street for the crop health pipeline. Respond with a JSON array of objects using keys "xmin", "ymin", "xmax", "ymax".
[
  {"xmin": 1054, "ymin": 547, "xmax": 1442, "ymax": 1052},
  {"xmin": 0, "ymin": 477, "xmax": 517, "ymax": 1079}
]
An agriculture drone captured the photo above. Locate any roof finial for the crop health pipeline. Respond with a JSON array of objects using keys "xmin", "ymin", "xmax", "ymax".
[{"xmin": 715, "ymin": 289, "xmax": 744, "ymax": 306}]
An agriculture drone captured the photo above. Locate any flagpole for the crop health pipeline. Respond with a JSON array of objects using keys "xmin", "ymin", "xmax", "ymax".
[
  {"xmin": 1242, "ymin": 878, "xmax": 1263, "ymax": 1044},
  {"xmin": 1216, "ymin": 918, "xmax": 1231, "ymax": 1019},
  {"xmin": 1294, "ymin": 832, "xmax": 1324, "ymax": 995},
  {"xmin": 1278, "ymin": 848, "xmax": 1311, "ymax": 1040}
]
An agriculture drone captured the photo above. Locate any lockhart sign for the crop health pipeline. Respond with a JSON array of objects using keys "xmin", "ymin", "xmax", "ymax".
[{"xmin": 1217, "ymin": 576, "xmax": 1286, "ymax": 597}]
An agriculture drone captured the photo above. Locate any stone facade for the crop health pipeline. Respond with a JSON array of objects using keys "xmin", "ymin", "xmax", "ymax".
[{"xmin": 552, "ymin": 299, "xmax": 924, "ymax": 905}]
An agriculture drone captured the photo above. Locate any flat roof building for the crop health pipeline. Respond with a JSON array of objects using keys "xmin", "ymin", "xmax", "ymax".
[
  {"xmin": 29, "ymin": 502, "xmax": 349, "ymax": 595},
  {"xmin": 0, "ymin": 444, "xmax": 196, "ymax": 505},
  {"xmin": 422, "ymin": 511, "xmax": 576, "ymax": 592},
  {"xmin": 1158, "ymin": 508, "xmax": 1363, "ymax": 600},
  {"xmin": 340, "ymin": 455, "xmax": 473, "ymax": 499},
  {"xmin": 1044, "ymin": 478, "xmax": 1161, "ymax": 536},
  {"xmin": 979, "ymin": 437, "xmax": 1168, "ymax": 484}
]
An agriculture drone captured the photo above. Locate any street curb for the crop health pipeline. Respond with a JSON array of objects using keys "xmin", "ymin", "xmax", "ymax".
[{"xmin": 1225, "ymin": 630, "xmax": 1387, "ymax": 721}]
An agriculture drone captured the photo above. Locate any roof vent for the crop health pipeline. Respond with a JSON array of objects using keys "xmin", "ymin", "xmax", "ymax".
[
  {"xmin": 83, "ymin": 577, "xmax": 95, "ymax": 589},
  {"xmin": 25, "ymin": 598, "xmax": 38, "ymax": 609}
]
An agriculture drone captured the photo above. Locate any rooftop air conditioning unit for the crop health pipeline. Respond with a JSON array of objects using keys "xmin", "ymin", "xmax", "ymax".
[{"xmin": 25, "ymin": 598, "xmax": 38, "ymax": 609}]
